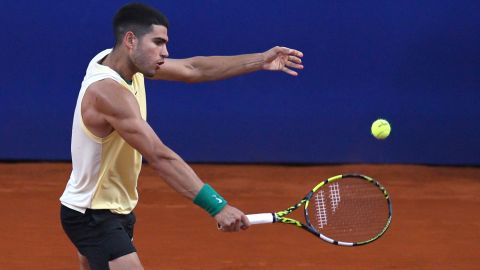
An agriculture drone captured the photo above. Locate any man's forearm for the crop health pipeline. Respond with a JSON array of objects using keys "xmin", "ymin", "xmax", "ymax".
[
  {"xmin": 148, "ymin": 149, "xmax": 204, "ymax": 199},
  {"xmin": 187, "ymin": 53, "xmax": 265, "ymax": 83}
]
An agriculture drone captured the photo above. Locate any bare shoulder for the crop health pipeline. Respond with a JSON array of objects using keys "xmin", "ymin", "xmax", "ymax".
[
  {"xmin": 82, "ymin": 79, "xmax": 142, "ymax": 137},
  {"xmin": 86, "ymin": 79, "xmax": 128, "ymax": 106},
  {"xmin": 84, "ymin": 79, "xmax": 138, "ymax": 118}
]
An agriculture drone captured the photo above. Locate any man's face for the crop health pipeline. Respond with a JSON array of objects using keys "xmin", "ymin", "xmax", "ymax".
[{"xmin": 131, "ymin": 25, "xmax": 169, "ymax": 77}]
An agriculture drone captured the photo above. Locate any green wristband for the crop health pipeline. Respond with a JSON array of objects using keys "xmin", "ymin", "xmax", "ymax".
[{"xmin": 193, "ymin": 184, "xmax": 227, "ymax": 216}]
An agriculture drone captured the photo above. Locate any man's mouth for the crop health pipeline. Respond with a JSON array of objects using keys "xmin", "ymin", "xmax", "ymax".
[{"xmin": 155, "ymin": 61, "xmax": 164, "ymax": 69}]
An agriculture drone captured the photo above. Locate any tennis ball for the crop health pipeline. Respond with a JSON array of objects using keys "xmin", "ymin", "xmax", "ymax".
[{"xmin": 371, "ymin": 119, "xmax": 391, "ymax": 139}]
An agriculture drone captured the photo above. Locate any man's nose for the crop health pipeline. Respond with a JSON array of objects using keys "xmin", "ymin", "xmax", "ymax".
[{"xmin": 161, "ymin": 45, "xmax": 169, "ymax": 58}]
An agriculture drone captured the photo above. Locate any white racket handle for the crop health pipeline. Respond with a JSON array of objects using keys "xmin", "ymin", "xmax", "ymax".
[{"xmin": 246, "ymin": 213, "xmax": 275, "ymax": 225}]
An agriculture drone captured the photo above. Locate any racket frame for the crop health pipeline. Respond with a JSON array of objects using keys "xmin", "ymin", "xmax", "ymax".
[{"xmin": 250, "ymin": 173, "xmax": 393, "ymax": 246}]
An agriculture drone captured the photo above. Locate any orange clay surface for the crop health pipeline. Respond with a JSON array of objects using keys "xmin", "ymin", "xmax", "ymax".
[{"xmin": 0, "ymin": 163, "xmax": 479, "ymax": 269}]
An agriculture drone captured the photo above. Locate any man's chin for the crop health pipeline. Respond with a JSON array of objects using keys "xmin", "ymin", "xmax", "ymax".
[{"xmin": 141, "ymin": 70, "xmax": 156, "ymax": 78}]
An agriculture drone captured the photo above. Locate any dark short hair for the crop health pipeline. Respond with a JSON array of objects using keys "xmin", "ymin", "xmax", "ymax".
[{"xmin": 113, "ymin": 3, "xmax": 169, "ymax": 47}]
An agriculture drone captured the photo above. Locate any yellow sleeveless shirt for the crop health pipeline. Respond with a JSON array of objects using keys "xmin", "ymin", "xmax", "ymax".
[{"xmin": 60, "ymin": 49, "xmax": 147, "ymax": 214}]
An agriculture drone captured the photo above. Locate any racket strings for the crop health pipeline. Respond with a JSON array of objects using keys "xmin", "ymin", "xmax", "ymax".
[
  {"xmin": 329, "ymin": 182, "xmax": 341, "ymax": 213},
  {"xmin": 308, "ymin": 179, "xmax": 389, "ymax": 243},
  {"xmin": 314, "ymin": 190, "xmax": 328, "ymax": 228}
]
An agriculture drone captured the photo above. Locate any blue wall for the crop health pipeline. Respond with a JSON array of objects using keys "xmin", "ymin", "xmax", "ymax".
[{"xmin": 1, "ymin": 0, "xmax": 479, "ymax": 165}]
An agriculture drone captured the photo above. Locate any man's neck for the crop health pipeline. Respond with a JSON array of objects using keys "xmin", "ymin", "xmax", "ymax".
[{"xmin": 102, "ymin": 48, "xmax": 136, "ymax": 82}]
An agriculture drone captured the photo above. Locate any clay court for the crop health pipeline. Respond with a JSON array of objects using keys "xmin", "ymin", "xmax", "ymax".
[{"xmin": 1, "ymin": 162, "xmax": 478, "ymax": 269}]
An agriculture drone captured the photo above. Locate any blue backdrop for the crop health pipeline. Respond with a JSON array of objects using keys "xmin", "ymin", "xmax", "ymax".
[{"xmin": 1, "ymin": 0, "xmax": 479, "ymax": 165}]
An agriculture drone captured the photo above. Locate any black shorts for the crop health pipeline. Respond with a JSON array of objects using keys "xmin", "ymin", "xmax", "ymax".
[{"xmin": 60, "ymin": 205, "xmax": 136, "ymax": 270}]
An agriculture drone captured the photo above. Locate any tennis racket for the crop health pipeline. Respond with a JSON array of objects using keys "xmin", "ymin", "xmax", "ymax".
[{"xmin": 245, "ymin": 173, "xmax": 392, "ymax": 246}]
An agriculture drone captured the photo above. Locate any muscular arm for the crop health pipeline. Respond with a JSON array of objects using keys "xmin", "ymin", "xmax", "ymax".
[
  {"xmin": 152, "ymin": 46, "xmax": 303, "ymax": 83},
  {"xmin": 83, "ymin": 80, "xmax": 249, "ymax": 230},
  {"xmin": 85, "ymin": 79, "xmax": 203, "ymax": 198}
]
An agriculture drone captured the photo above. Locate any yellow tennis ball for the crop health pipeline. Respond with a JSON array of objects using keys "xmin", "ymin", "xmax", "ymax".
[{"xmin": 371, "ymin": 119, "xmax": 391, "ymax": 139}]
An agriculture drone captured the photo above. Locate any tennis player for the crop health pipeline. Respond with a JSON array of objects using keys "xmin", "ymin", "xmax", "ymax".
[{"xmin": 59, "ymin": 3, "xmax": 303, "ymax": 270}]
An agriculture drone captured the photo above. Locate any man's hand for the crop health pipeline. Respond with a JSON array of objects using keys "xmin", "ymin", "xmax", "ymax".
[
  {"xmin": 215, "ymin": 205, "xmax": 251, "ymax": 232},
  {"xmin": 262, "ymin": 46, "xmax": 304, "ymax": 76}
]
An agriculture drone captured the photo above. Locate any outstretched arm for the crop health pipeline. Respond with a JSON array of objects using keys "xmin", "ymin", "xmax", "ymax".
[{"xmin": 151, "ymin": 46, "xmax": 304, "ymax": 83}]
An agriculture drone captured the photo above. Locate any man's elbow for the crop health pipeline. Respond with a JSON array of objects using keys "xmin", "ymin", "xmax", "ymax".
[
  {"xmin": 182, "ymin": 57, "xmax": 211, "ymax": 83},
  {"xmin": 181, "ymin": 71, "xmax": 204, "ymax": 84}
]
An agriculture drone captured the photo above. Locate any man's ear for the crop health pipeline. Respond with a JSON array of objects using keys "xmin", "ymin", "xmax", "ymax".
[{"xmin": 124, "ymin": 31, "xmax": 137, "ymax": 49}]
